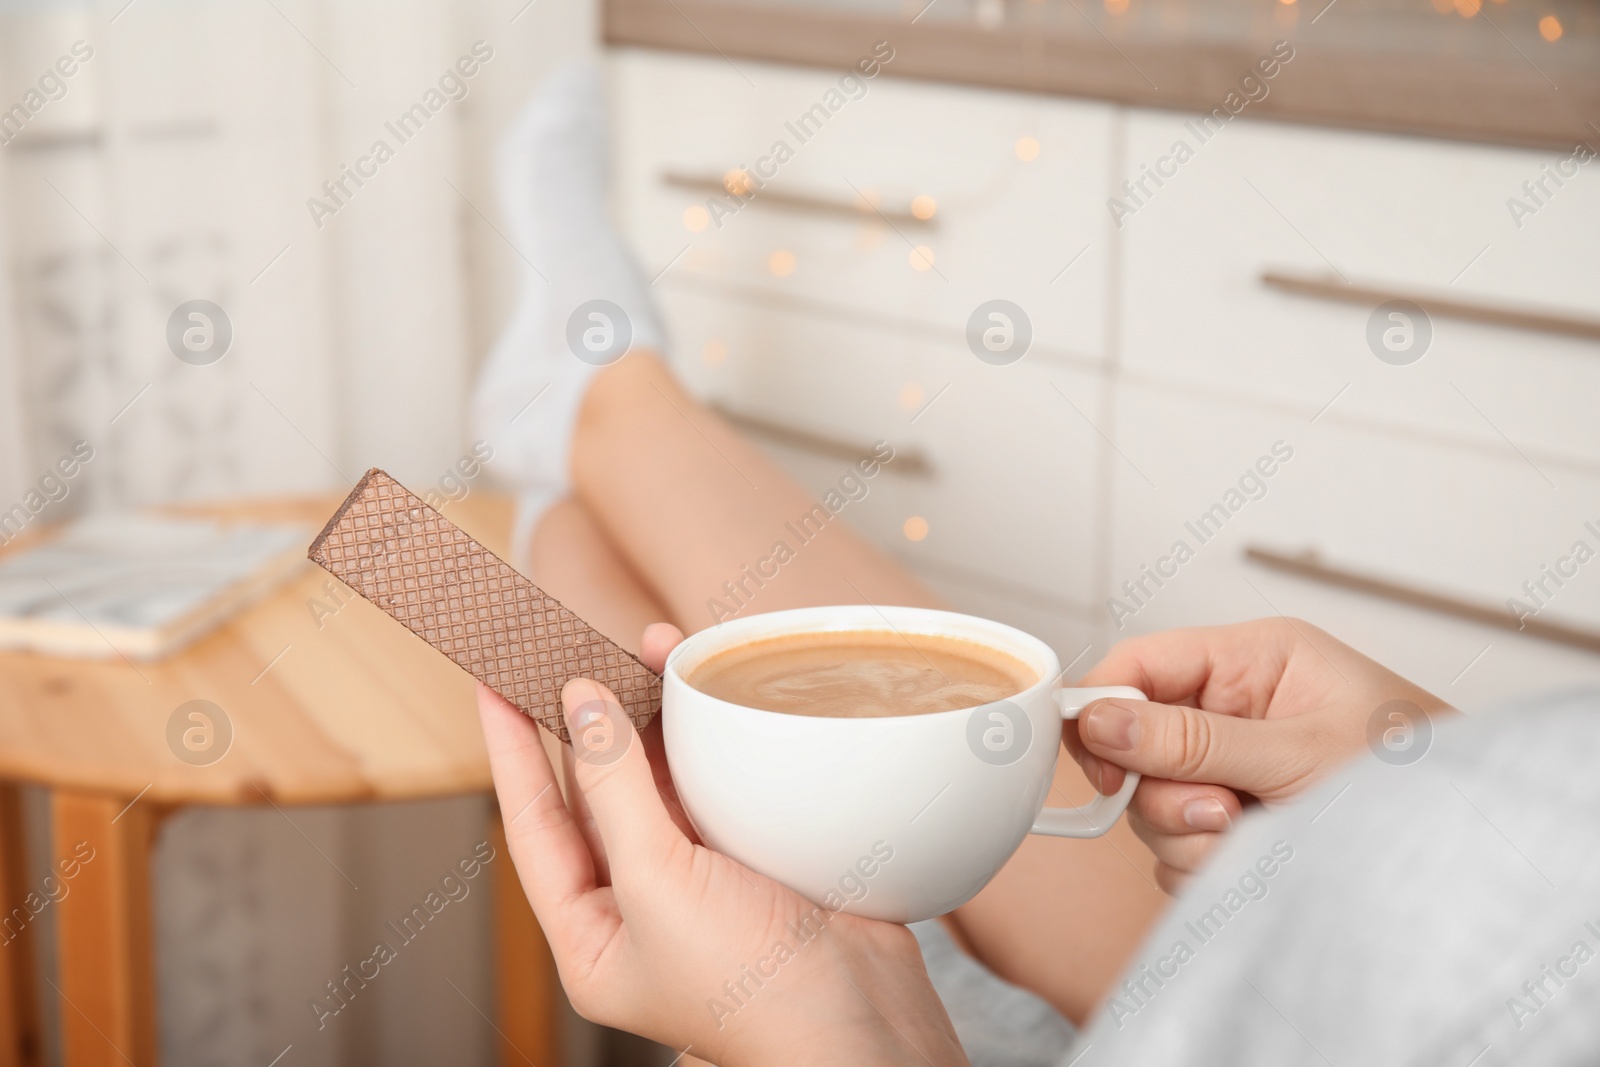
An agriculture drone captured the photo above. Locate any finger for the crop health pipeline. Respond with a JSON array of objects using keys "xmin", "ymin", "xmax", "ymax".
[
  {"xmin": 475, "ymin": 685, "xmax": 615, "ymax": 953},
  {"xmin": 1077, "ymin": 698, "xmax": 1322, "ymax": 797},
  {"xmin": 1126, "ymin": 783, "xmax": 1232, "ymax": 875},
  {"xmin": 1078, "ymin": 620, "xmax": 1300, "ymax": 715},
  {"xmin": 641, "ymin": 715, "xmax": 699, "ymax": 841},
  {"xmin": 1129, "ymin": 822, "xmax": 1224, "ymax": 879},
  {"xmin": 1063, "ymin": 725, "xmax": 1125, "ymax": 796},
  {"xmin": 561, "ymin": 743, "xmax": 612, "ymax": 886},
  {"xmin": 563, "ymin": 678, "xmax": 683, "ymax": 877},
  {"xmin": 637, "ymin": 623, "xmax": 698, "ymax": 841},
  {"xmin": 1128, "ymin": 778, "xmax": 1242, "ymax": 837},
  {"xmin": 640, "ymin": 622, "xmax": 684, "ymax": 674},
  {"xmin": 1154, "ymin": 861, "xmax": 1191, "ymax": 896}
]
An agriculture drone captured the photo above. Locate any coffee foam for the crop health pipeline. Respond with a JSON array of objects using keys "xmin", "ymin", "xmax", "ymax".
[{"xmin": 686, "ymin": 629, "xmax": 1038, "ymax": 718}]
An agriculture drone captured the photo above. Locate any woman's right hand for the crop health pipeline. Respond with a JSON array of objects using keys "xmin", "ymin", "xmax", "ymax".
[
  {"xmin": 1063, "ymin": 617, "xmax": 1450, "ymax": 893},
  {"xmin": 477, "ymin": 624, "xmax": 967, "ymax": 1067}
]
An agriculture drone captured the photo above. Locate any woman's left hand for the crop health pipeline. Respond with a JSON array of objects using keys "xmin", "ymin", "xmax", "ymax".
[
  {"xmin": 1064, "ymin": 618, "xmax": 1450, "ymax": 893},
  {"xmin": 476, "ymin": 623, "xmax": 966, "ymax": 1067}
]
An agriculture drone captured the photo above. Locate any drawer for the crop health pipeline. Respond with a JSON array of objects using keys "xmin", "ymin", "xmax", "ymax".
[
  {"xmin": 1118, "ymin": 111, "xmax": 1600, "ymax": 466},
  {"xmin": 661, "ymin": 287, "xmax": 920, "ymax": 447},
  {"xmin": 659, "ymin": 287, "xmax": 1106, "ymax": 607},
  {"xmin": 911, "ymin": 564, "xmax": 1104, "ymax": 681},
  {"xmin": 611, "ymin": 49, "xmax": 1115, "ymax": 362},
  {"xmin": 1104, "ymin": 384, "xmax": 1600, "ymax": 709},
  {"xmin": 903, "ymin": 347, "xmax": 1103, "ymax": 610}
]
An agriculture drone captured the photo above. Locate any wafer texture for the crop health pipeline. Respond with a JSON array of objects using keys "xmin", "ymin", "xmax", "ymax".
[{"xmin": 307, "ymin": 469, "xmax": 660, "ymax": 741}]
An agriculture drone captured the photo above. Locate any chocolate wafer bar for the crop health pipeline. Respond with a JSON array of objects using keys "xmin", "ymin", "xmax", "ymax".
[{"xmin": 307, "ymin": 468, "xmax": 660, "ymax": 742}]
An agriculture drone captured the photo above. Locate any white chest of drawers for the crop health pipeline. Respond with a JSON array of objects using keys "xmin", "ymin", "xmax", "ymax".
[{"xmin": 612, "ymin": 49, "xmax": 1600, "ymax": 710}]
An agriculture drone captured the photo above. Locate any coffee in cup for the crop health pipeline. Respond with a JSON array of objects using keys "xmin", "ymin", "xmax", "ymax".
[{"xmin": 685, "ymin": 630, "xmax": 1038, "ymax": 718}]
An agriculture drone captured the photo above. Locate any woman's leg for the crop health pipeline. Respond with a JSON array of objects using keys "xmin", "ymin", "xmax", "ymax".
[
  {"xmin": 526, "ymin": 496, "xmax": 668, "ymax": 654},
  {"xmin": 953, "ymin": 761, "xmax": 1170, "ymax": 1025},
  {"xmin": 536, "ymin": 350, "xmax": 1164, "ymax": 1026},
  {"xmin": 570, "ymin": 350, "xmax": 937, "ymax": 627}
]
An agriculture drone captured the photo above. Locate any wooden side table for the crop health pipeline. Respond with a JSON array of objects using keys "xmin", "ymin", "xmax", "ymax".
[{"xmin": 0, "ymin": 494, "xmax": 561, "ymax": 1067}]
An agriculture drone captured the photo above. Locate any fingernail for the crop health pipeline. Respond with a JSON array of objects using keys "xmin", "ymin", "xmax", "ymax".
[
  {"xmin": 1182, "ymin": 797, "xmax": 1232, "ymax": 831},
  {"xmin": 1083, "ymin": 701, "xmax": 1139, "ymax": 751},
  {"xmin": 566, "ymin": 694, "xmax": 631, "ymax": 765},
  {"xmin": 569, "ymin": 705, "xmax": 605, "ymax": 731},
  {"xmin": 561, "ymin": 680, "xmax": 604, "ymax": 726}
]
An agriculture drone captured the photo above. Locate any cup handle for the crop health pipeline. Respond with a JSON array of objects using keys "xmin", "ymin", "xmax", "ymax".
[{"xmin": 1030, "ymin": 686, "xmax": 1145, "ymax": 838}]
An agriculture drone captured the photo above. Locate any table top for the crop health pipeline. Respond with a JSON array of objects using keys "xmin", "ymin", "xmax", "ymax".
[
  {"xmin": 604, "ymin": 0, "xmax": 1600, "ymax": 151},
  {"xmin": 0, "ymin": 493, "xmax": 515, "ymax": 806}
]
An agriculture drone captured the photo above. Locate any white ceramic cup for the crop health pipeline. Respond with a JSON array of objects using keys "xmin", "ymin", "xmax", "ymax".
[{"xmin": 662, "ymin": 605, "xmax": 1143, "ymax": 923}]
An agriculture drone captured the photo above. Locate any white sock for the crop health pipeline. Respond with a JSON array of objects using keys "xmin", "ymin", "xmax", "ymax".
[{"xmin": 472, "ymin": 60, "xmax": 665, "ymax": 537}]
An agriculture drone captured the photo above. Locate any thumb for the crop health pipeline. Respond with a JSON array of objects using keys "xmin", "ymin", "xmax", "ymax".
[
  {"xmin": 562, "ymin": 678, "xmax": 680, "ymax": 874},
  {"xmin": 1077, "ymin": 698, "xmax": 1320, "ymax": 798}
]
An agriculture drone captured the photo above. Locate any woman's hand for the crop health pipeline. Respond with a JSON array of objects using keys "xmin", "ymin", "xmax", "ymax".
[
  {"xmin": 476, "ymin": 623, "xmax": 966, "ymax": 1067},
  {"xmin": 1064, "ymin": 617, "xmax": 1450, "ymax": 894}
]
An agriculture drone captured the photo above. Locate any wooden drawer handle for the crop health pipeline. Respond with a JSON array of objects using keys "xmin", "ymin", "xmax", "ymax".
[
  {"xmin": 710, "ymin": 402, "xmax": 934, "ymax": 477},
  {"xmin": 662, "ymin": 170, "xmax": 933, "ymax": 227},
  {"xmin": 1244, "ymin": 544, "xmax": 1600, "ymax": 656},
  {"xmin": 1260, "ymin": 268, "xmax": 1600, "ymax": 343}
]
